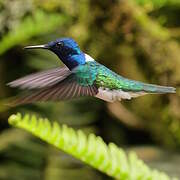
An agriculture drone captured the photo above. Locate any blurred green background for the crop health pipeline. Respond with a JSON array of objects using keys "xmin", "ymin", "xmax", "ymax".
[{"xmin": 0, "ymin": 0, "xmax": 180, "ymax": 179}]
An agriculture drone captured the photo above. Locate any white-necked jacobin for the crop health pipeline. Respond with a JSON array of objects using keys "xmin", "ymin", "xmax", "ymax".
[{"xmin": 8, "ymin": 37, "xmax": 176, "ymax": 105}]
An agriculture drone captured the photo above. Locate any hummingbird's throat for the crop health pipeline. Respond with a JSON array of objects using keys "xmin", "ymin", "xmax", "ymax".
[{"xmin": 56, "ymin": 52, "xmax": 86, "ymax": 70}]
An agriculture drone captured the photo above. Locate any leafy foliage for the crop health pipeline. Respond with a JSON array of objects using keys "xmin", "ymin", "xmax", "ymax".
[
  {"xmin": 0, "ymin": 10, "xmax": 67, "ymax": 55},
  {"xmin": 135, "ymin": 0, "xmax": 180, "ymax": 8},
  {"xmin": 8, "ymin": 113, "xmax": 177, "ymax": 180}
]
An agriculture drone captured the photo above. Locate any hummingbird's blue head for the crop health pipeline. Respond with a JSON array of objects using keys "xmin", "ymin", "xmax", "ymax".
[{"xmin": 24, "ymin": 38, "xmax": 85, "ymax": 70}]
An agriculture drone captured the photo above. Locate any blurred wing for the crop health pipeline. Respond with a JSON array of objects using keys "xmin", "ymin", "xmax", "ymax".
[
  {"xmin": 7, "ymin": 66, "xmax": 71, "ymax": 90},
  {"xmin": 11, "ymin": 75, "xmax": 98, "ymax": 105}
]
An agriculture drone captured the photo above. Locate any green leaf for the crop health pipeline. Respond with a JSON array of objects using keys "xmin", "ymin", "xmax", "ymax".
[{"xmin": 8, "ymin": 113, "xmax": 177, "ymax": 180}]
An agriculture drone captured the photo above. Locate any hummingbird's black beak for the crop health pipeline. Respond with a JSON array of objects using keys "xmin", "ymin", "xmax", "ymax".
[{"xmin": 23, "ymin": 44, "xmax": 49, "ymax": 50}]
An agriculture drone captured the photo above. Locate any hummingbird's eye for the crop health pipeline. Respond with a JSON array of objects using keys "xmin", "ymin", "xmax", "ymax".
[{"xmin": 56, "ymin": 42, "xmax": 64, "ymax": 48}]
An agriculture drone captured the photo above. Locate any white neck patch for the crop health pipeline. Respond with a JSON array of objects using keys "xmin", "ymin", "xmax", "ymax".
[{"xmin": 85, "ymin": 53, "xmax": 95, "ymax": 62}]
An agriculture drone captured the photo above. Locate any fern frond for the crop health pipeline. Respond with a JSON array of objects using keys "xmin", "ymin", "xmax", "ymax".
[
  {"xmin": 8, "ymin": 113, "xmax": 177, "ymax": 180},
  {"xmin": 0, "ymin": 10, "xmax": 68, "ymax": 55}
]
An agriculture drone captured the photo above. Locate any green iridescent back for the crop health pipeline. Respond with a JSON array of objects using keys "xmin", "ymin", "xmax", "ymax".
[
  {"xmin": 95, "ymin": 62, "xmax": 145, "ymax": 91},
  {"xmin": 73, "ymin": 61, "xmax": 98, "ymax": 86},
  {"xmin": 74, "ymin": 61, "xmax": 144, "ymax": 91},
  {"xmin": 74, "ymin": 61, "xmax": 174, "ymax": 93}
]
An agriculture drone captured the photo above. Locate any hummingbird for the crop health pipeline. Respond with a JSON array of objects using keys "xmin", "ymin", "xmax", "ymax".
[{"xmin": 8, "ymin": 37, "xmax": 175, "ymax": 105}]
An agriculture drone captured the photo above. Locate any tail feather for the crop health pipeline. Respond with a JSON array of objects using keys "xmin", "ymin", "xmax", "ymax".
[{"xmin": 142, "ymin": 83, "xmax": 176, "ymax": 94}]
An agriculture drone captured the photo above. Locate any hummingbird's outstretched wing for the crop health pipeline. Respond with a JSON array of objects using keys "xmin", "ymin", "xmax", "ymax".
[
  {"xmin": 7, "ymin": 67, "xmax": 98, "ymax": 105},
  {"xmin": 7, "ymin": 66, "xmax": 71, "ymax": 90}
]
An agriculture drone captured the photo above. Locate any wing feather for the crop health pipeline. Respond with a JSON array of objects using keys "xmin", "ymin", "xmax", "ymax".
[
  {"xmin": 11, "ymin": 75, "xmax": 98, "ymax": 105},
  {"xmin": 7, "ymin": 66, "xmax": 71, "ymax": 89}
]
